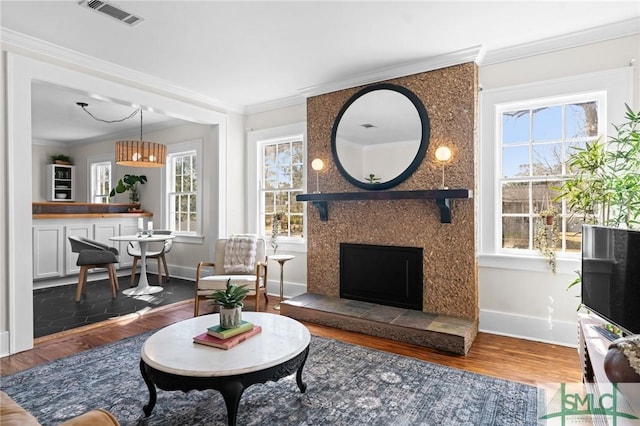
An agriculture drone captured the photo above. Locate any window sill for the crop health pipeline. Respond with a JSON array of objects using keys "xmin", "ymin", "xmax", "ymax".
[
  {"xmin": 267, "ymin": 239, "xmax": 307, "ymax": 254},
  {"xmin": 173, "ymin": 234, "xmax": 205, "ymax": 245},
  {"xmin": 477, "ymin": 253, "xmax": 580, "ymax": 275}
]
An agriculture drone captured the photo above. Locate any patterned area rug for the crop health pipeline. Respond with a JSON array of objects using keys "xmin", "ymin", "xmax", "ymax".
[{"xmin": 2, "ymin": 333, "xmax": 538, "ymax": 425}]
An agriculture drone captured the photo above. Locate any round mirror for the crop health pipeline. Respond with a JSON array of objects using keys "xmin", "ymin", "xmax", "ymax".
[{"xmin": 331, "ymin": 83, "xmax": 430, "ymax": 190}]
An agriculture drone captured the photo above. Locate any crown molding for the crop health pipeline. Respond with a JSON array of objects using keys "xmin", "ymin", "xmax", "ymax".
[
  {"xmin": 244, "ymin": 94, "xmax": 306, "ymax": 115},
  {"xmin": 298, "ymin": 46, "xmax": 483, "ymax": 98},
  {"xmin": 481, "ymin": 18, "xmax": 640, "ymax": 66},
  {"xmin": 0, "ymin": 28, "xmax": 244, "ymax": 114}
]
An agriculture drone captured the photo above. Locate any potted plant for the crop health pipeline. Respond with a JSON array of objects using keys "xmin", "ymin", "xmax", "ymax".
[
  {"xmin": 207, "ymin": 279, "xmax": 250, "ymax": 329},
  {"xmin": 51, "ymin": 154, "xmax": 72, "ymax": 165},
  {"xmin": 109, "ymin": 174, "xmax": 147, "ymax": 203},
  {"xmin": 534, "ymin": 204, "xmax": 559, "ymax": 274},
  {"xmin": 556, "ymin": 105, "xmax": 640, "ymax": 228},
  {"xmin": 556, "ymin": 104, "xmax": 640, "ymax": 290}
]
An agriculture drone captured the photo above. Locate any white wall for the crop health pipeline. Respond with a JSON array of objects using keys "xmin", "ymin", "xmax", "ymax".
[
  {"xmin": 477, "ymin": 35, "xmax": 639, "ymax": 347},
  {"xmin": 245, "ymin": 104, "xmax": 309, "ymax": 298}
]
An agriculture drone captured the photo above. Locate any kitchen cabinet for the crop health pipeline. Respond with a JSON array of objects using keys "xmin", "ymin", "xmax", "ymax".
[{"xmin": 46, "ymin": 164, "xmax": 75, "ymax": 202}]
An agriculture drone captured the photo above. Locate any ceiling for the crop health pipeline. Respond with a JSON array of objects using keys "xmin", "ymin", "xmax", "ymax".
[{"xmin": 1, "ymin": 1, "xmax": 639, "ymax": 144}]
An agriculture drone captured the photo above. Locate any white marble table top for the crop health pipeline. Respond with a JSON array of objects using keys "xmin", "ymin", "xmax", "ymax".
[
  {"xmin": 110, "ymin": 234, "xmax": 175, "ymax": 243},
  {"xmin": 269, "ymin": 254, "xmax": 295, "ymax": 262},
  {"xmin": 141, "ymin": 312, "xmax": 310, "ymax": 377}
]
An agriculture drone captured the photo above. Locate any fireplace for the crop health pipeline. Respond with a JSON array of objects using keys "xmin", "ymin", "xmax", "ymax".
[{"xmin": 340, "ymin": 243, "xmax": 423, "ymax": 310}]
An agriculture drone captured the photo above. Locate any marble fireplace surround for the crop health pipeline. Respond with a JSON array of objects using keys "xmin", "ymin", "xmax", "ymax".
[{"xmin": 281, "ymin": 63, "xmax": 478, "ymax": 354}]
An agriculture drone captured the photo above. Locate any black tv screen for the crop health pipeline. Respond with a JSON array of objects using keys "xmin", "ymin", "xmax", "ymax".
[{"xmin": 582, "ymin": 225, "xmax": 640, "ymax": 334}]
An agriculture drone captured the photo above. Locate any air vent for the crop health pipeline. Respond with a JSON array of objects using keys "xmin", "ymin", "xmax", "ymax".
[{"xmin": 79, "ymin": 0, "xmax": 144, "ymax": 26}]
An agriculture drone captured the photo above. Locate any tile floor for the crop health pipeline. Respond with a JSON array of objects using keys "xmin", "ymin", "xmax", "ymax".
[{"xmin": 33, "ymin": 274, "xmax": 194, "ymax": 338}]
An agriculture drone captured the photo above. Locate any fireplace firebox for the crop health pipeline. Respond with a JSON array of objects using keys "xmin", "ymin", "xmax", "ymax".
[{"xmin": 340, "ymin": 243, "xmax": 423, "ymax": 310}]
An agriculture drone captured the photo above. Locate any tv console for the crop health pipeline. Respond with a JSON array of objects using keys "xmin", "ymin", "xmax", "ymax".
[{"xmin": 578, "ymin": 314, "xmax": 639, "ymax": 424}]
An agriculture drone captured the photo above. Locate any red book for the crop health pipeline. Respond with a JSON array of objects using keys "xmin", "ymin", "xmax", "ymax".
[{"xmin": 193, "ymin": 325, "xmax": 262, "ymax": 350}]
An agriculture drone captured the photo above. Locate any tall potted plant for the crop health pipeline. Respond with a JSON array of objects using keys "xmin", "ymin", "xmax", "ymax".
[
  {"xmin": 556, "ymin": 104, "xmax": 640, "ymax": 289},
  {"xmin": 207, "ymin": 279, "xmax": 250, "ymax": 329}
]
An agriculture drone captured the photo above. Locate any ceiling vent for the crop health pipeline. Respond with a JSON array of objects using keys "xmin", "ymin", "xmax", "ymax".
[{"xmin": 79, "ymin": 0, "xmax": 144, "ymax": 26}]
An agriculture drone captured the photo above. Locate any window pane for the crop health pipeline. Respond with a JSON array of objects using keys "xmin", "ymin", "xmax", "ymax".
[
  {"xmin": 278, "ymin": 166, "xmax": 291, "ymax": 188},
  {"xmin": 532, "ymin": 143, "xmax": 562, "ymax": 176},
  {"xmin": 278, "ymin": 143, "xmax": 291, "ymax": 165},
  {"xmin": 502, "ymin": 182, "xmax": 529, "ymax": 214},
  {"xmin": 502, "ymin": 216, "xmax": 530, "ymax": 249},
  {"xmin": 502, "ymin": 110, "xmax": 530, "ymax": 144},
  {"xmin": 566, "ymin": 217, "xmax": 583, "ymax": 252},
  {"xmin": 565, "ymin": 102, "xmax": 598, "ymax": 138},
  {"xmin": 264, "ymin": 166, "xmax": 278, "ymax": 189},
  {"xmin": 502, "ymin": 145, "xmax": 529, "ymax": 178},
  {"xmin": 292, "ymin": 141, "xmax": 303, "ymax": 163},
  {"xmin": 533, "ymin": 106, "xmax": 562, "ymax": 141},
  {"xmin": 532, "ymin": 182, "xmax": 561, "ymax": 213},
  {"xmin": 264, "ymin": 145, "xmax": 276, "ymax": 167}
]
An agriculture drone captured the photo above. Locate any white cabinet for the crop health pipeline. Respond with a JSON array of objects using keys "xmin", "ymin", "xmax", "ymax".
[
  {"xmin": 64, "ymin": 223, "xmax": 93, "ymax": 275},
  {"xmin": 33, "ymin": 217, "xmax": 144, "ymax": 282},
  {"xmin": 33, "ymin": 225, "xmax": 64, "ymax": 279},
  {"xmin": 46, "ymin": 164, "xmax": 75, "ymax": 202}
]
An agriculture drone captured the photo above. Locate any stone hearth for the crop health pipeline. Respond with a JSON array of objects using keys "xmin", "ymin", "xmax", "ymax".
[{"xmin": 281, "ymin": 293, "xmax": 477, "ymax": 355}]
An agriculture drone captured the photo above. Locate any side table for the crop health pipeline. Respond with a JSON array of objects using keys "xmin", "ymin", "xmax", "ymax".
[{"xmin": 270, "ymin": 254, "xmax": 294, "ymax": 310}]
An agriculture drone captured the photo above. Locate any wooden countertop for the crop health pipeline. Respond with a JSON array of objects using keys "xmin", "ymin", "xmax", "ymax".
[
  {"xmin": 33, "ymin": 212, "xmax": 153, "ymax": 219},
  {"xmin": 32, "ymin": 202, "xmax": 152, "ymax": 218}
]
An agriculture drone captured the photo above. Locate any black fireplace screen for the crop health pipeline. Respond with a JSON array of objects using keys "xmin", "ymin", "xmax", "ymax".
[{"xmin": 339, "ymin": 243, "xmax": 423, "ymax": 310}]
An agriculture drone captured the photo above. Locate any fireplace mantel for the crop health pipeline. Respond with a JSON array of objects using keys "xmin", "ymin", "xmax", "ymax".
[{"xmin": 296, "ymin": 189, "xmax": 472, "ymax": 223}]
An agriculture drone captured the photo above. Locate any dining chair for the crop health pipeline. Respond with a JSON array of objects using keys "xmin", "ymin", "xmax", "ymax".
[
  {"xmin": 68, "ymin": 236, "xmax": 120, "ymax": 302},
  {"xmin": 127, "ymin": 230, "xmax": 173, "ymax": 286}
]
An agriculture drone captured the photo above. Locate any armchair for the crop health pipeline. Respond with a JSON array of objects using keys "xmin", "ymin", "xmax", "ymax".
[{"xmin": 194, "ymin": 237, "xmax": 268, "ymax": 316}]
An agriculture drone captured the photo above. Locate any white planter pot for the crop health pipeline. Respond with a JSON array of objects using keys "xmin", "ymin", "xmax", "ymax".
[{"xmin": 219, "ymin": 306, "xmax": 242, "ymax": 329}]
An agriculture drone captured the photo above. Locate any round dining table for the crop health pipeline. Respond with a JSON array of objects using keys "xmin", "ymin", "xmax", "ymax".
[{"xmin": 109, "ymin": 234, "xmax": 175, "ymax": 296}]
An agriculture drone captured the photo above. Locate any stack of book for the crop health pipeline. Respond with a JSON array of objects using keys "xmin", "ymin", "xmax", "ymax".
[{"xmin": 193, "ymin": 320, "xmax": 262, "ymax": 350}]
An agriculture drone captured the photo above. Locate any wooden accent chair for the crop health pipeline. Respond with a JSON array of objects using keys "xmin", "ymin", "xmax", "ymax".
[
  {"xmin": 68, "ymin": 236, "xmax": 119, "ymax": 302},
  {"xmin": 194, "ymin": 237, "xmax": 268, "ymax": 316},
  {"xmin": 127, "ymin": 230, "xmax": 173, "ymax": 286}
]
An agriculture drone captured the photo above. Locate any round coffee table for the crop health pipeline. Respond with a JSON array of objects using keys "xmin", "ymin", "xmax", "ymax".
[{"xmin": 139, "ymin": 312, "xmax": 310, "ymax": 426}]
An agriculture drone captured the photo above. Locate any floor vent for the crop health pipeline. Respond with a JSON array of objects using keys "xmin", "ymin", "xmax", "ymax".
[{"xmin": 79, "ymin": 0, "xmax": 144, "ymax": 27}]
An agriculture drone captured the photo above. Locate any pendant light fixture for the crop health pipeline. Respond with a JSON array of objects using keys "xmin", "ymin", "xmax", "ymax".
[
  {"xmin": 77, "ymin": 102, "xmax": 166, "ymax": 167},
  {"xmin": 115, "ymin": 110, "xmax": 166, "ymax": 167}
]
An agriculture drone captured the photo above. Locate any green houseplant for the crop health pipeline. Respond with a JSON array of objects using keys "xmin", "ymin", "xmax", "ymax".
[
  {"xmin": 207, "ymin": 279, "xmax": 250, "ymax": 329},
  {"xmin": 51, "ymin": 154, "xmax": 72, "ymax": 165},
  {"xmin": 556, "ymin": 104, "xmax": 640, "ymax": 291},
  {"xmin": 534, "ymin": 204, "xmax": 559, "ymax": 274},
  {"xmin": 109, "ymin": 174, "xmax": 147, "ymax": 203}
]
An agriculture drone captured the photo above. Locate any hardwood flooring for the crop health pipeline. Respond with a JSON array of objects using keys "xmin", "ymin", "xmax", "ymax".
[{"xmin": 1, "ymin": 296, "xmax": 582, "ymax": 386}]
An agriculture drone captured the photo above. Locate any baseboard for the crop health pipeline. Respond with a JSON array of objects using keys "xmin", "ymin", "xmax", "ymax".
[
  {"xmin": 0, "ymin": 330, "xmax": 9, "ymax": 357},
  {"xmin": 480, "ymin": 309, "xmax": 578, "ymax": 348}
]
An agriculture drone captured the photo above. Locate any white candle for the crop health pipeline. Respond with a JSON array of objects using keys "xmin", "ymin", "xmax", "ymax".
[
  {"xmin": 138, "ymin": 218, "xmax": 144, "ymax": 229},
  {"xmin": 148, "ymin": 221, "xmax": 153, "ymax": 231}
]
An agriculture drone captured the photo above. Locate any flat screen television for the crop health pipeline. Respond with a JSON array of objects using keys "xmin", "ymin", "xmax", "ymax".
[{"xmin": 581, "ymin": 225, "xmax": 640, "ymax": 335}]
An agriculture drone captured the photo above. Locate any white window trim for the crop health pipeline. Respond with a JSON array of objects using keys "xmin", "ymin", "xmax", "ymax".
[
  {"xmin": 162, "ymin": 139, "xmax": 204, "ymax": 244},
  {"xmin": 478, "ymin": 67, "xmax": 633, "ymax": 272},
  {"xmin": 247, "ymin": 122, "xmax": 307, "ymax": 253},
  {"xmin": 86, "ymin": 153, "xmax": 113, "ymax": 203}
]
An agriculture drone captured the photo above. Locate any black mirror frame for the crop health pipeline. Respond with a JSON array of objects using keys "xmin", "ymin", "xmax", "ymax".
[{"xmin": 330, "ymin": 83, "xmax": 430, "ymax": 191}]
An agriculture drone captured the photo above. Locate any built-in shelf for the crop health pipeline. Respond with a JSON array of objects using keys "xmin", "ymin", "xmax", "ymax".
[{"xmin": 296, "ymin": 189, "xmax": 472, "ymax": 223}]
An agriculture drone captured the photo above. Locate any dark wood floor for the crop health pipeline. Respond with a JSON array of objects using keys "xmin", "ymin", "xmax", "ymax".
[{"xmin": 1, "ymin": 296, "xmax": 582, "ymax": 386}]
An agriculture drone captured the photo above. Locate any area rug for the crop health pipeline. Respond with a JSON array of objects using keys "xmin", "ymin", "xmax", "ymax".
[{"xmin": 1, "ymin": 333, "xmax": 538, "ymax": 425}]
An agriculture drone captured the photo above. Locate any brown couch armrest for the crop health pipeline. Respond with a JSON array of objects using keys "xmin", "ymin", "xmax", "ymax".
[
  {"xmin": 0, "ymin": 391, "xmax": 40, "ymax": 426},
  {"xmin": 59, "ymin": 408, "xmax": 120, "ymax": 426}
]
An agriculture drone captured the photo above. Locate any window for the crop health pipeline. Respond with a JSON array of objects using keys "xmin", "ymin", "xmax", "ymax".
[
  {"xmin": 499, "ymin": 95, "xmax": 603, "ymax": 254},
  {"xmin": 479, "ymin": 67, "xmax": 631, "ymax": 272},
  {"xmin": 166, "ymin": 140, "xmax": 202, "ymax": 236},
  {"xmin": 260, "ymin": 136, "xmax": 304, "ymax": 240},
  {"xmin": 89, "ymin": 160, "xmax": 111, "ymax": 204}
]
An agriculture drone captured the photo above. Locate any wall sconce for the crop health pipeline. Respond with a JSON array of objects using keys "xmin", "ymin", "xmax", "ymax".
[
  {"xmin": 311, "ymin": 158, "xmax": 325, "ymax": 193},
  {"xmin": 435, "ymin": 146, "xmax": 452, "ymax": 189}
]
